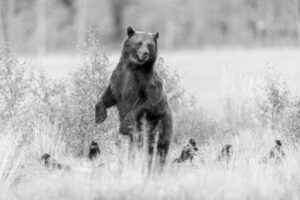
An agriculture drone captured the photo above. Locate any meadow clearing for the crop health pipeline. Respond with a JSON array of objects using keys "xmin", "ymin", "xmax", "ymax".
[
  {"xmin": 2, "ymin": 48, "xmax": 300, "ymax": 200},
  {"xmin": 24, "ymin": 48, "xmax": 300, "ymax": 113}
]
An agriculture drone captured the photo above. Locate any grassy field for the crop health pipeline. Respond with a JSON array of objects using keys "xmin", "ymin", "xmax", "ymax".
[
  {"xmin": 1, "ymin": 49, "xmax": 300, "ymax": 199},
  {"xmin": 1, "ymin": 125, "xmax": 299, "ymax": 200}
]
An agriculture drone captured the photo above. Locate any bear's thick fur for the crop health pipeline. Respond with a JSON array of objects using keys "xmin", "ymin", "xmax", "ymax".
[{"xmin": 95, "ymin": 26, "xmax": 173, "ymax": 164}]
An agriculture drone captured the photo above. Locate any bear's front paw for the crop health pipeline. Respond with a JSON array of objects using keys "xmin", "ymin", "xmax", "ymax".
[{"xmin": 95, "ymin": 104, "xmax": 107, "ymax": 124}]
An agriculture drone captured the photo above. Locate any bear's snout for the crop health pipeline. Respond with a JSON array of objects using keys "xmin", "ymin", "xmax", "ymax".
[
  {"xmin": 137, "ymin": 44, "xmax": 149, "ymax": 60},
  {"xmin": 137, "ymin": 50, "xmax": 149, "ymax": 63},
  {"xmin": 142, "ymin": 52, "xmax": 149, "ymax": 59}
]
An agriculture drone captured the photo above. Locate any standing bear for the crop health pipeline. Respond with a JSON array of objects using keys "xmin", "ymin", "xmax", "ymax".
[{"xmin": 95, "ymin": 26, "xmax": 173, "ymax": 165}]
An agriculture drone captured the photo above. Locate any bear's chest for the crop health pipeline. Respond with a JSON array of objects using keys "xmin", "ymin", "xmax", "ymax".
[{"xmin": 121, "ymin": 74, "xmax": 144, "ymax": 101}]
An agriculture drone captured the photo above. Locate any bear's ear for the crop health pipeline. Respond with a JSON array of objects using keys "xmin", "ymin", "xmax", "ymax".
[
  {"xmin": 153, "ymin": 32, "xmax": 159, "ymax": 40},
  {"xmin": 127, "ymin": 26, "xmax": 135, "ymax": 37}
]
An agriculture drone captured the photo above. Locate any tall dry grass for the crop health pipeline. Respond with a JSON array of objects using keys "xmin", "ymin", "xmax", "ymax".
[{"xmin": 1, "ymin": 121, "xmax": 300, "ymax": 200}]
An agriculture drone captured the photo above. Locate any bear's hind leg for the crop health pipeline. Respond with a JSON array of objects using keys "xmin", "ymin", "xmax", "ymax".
[{"xmin": 157, "ymin": 108, "xmax": 173, "ymax": 166}]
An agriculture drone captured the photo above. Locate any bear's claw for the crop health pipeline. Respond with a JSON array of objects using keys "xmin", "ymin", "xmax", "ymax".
[{"xmin": 95, "ymin": 105, "xmax": 107, "ymax": 123}]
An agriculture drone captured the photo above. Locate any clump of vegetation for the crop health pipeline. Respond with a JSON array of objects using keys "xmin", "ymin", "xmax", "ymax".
[
  {"xmin": 255, "ymin": 67, "xmax": 291, "ymax": 130},
  {"xmin": 221, "ymin": 66, "xmax": 300, "ymax": 143},
  {"xmin": 0, "ymin": 48, "xmax": 71, "ymax": 148},
  {"xmin": 64, "ymin": 29, "xmax": 117, "ymax": 156}
]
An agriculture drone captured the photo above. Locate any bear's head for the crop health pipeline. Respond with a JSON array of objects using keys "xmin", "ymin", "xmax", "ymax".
[{"xmin": 122, "ymin": 26, "xmax": 159, "ymax": 71}]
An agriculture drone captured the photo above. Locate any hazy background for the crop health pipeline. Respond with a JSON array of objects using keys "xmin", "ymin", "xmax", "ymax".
[
  {"xmin": 1, "ymin": 0, "xmax": 300, "ymax": 111},
  {"xmin": 1, "ymin": 0, "xmax": 300, "ymax": 52}
]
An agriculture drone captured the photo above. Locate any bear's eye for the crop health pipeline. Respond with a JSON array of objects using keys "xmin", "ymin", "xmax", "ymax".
[
  {"xmin": 124, "ymin": 41, "xmax": 131, "ymax": 48},
  {"xmin": 147, "ymin": 43, "xmax": 154, "ymax": 51},
  {"xmin": 137, "ymin": 41, "xmax": 143, "ymax": 46}
]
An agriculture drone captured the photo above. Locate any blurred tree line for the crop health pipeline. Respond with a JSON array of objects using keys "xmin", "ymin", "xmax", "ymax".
[{"xmin": 1, "ymin": 0, "xmax": 300, "ymax": 54}]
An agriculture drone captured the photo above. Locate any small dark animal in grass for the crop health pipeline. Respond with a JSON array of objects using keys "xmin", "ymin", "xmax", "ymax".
[
  {"xmin": 260, "ymin": 140, "xmax": 285, "ymax": 164},
  {"xmin": 40, "ymin": 153, "xmax": 70, "ymax": 171},
  {"xmin": 174, "ymin": 139, "xmax": 199, "ymax": 163},
  {"xmin": 217, "ymin": 144, "xmax": 233, "ymax": 163},
  {"xmin": 88, "ymin": 141, "xmax": 100, "ymax": 161},
  {"xmin": 95, "ymin": 26, "xmax": 173, "ymax": 166}
]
